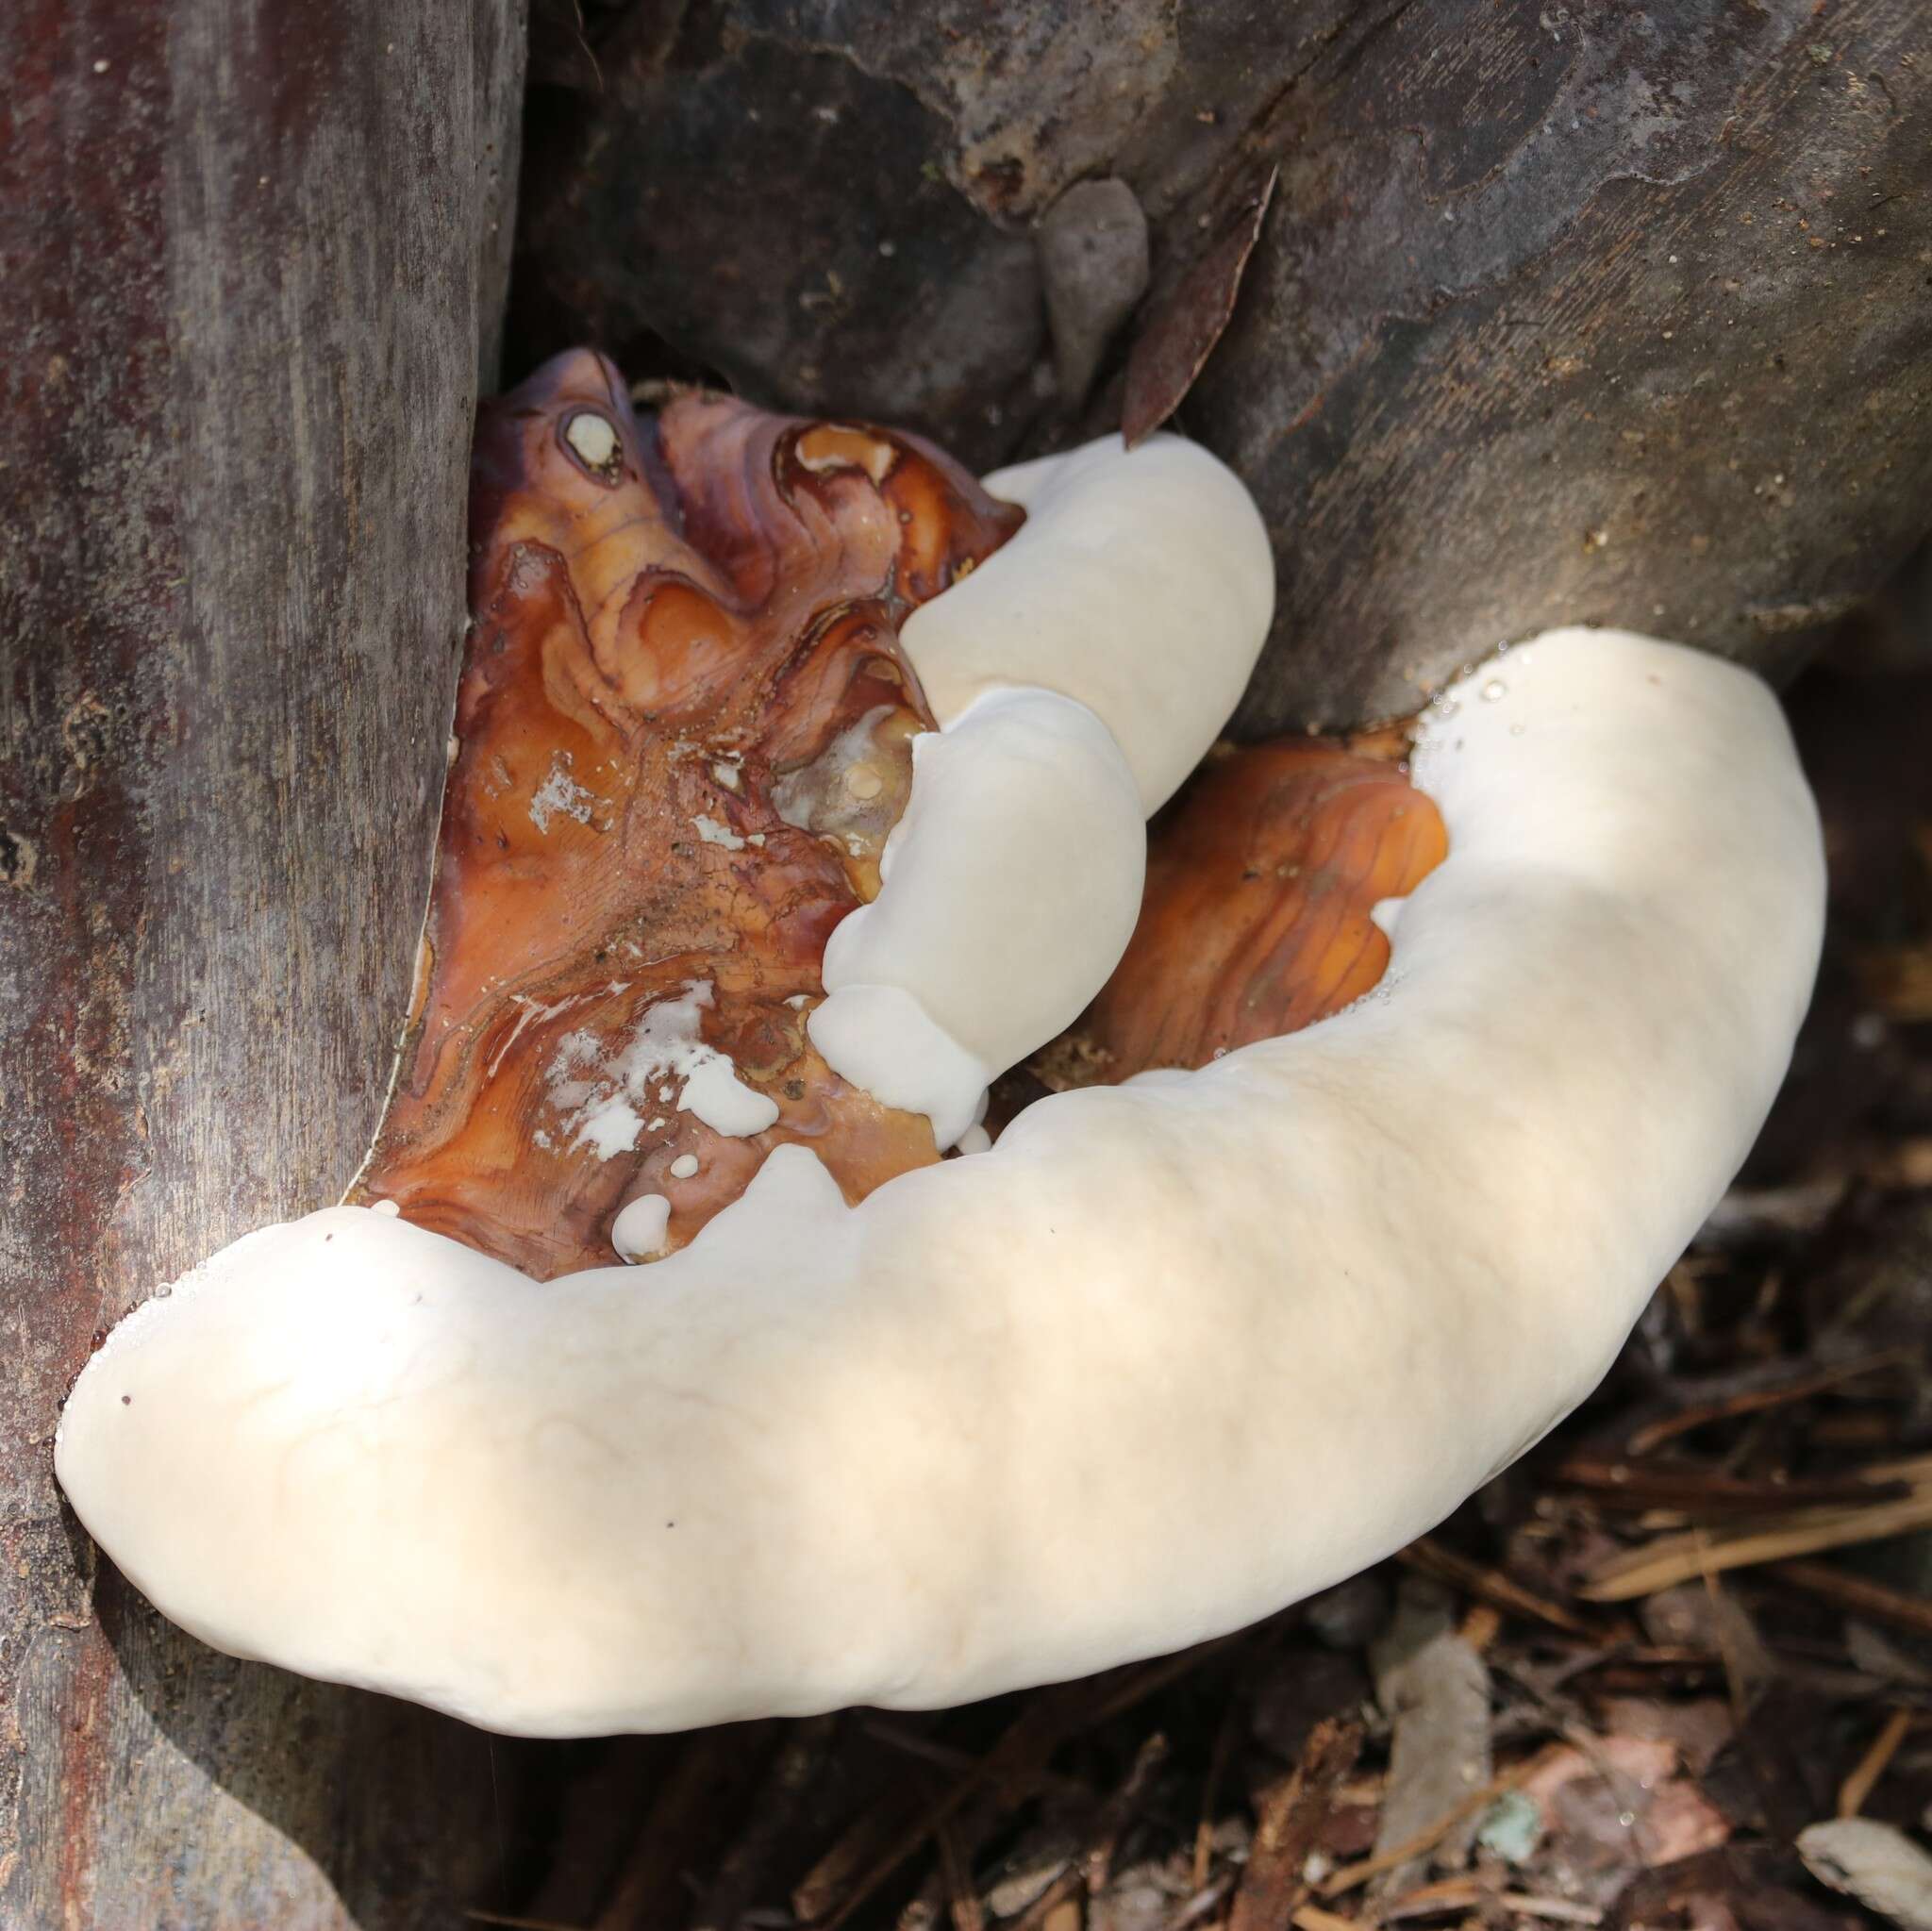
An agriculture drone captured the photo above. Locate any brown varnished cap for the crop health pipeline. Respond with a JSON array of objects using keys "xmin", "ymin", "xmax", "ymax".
[
  {"xmin": 1084, "ymin": 741, "xmax": 1448, "ymax": 1078},
  {"xmin": 352, "ymin": 350, "xmax": 1020, "ymax": 1277}
]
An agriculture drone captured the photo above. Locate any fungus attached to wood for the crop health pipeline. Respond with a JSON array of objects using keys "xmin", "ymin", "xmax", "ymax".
[
  {"xmin": 57, "ymin": 350, "xmax": 1823, "ymax": 1739},
  {"xmin": 349, "ymin": 348, "xmax": 1025, "ymax": 1274}
]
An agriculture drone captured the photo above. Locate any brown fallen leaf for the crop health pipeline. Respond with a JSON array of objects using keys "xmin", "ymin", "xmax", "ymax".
[
  {"xmin": 1367, "ymin": 1581, "xmax": 1492, "ymax": 1898},
  {"xmin": 1121, "ymin": 160, "xmax": 1278, "ymax": 448},
  {"xmin": 1523, "ymin": 1734, "xmax": 1730, "ymax": 1879},
  {"xmin": 1798, "ymin": 1818, "xmax": 1932, "ymax": 1931}
]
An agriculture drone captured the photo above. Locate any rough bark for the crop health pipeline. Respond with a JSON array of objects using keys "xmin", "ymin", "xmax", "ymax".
[
  {"xmin": 0, "ymin": 3, "xmax": 526, "ymax": 1924},
  {"xmin": 513, "ymin": 0, "xmax": 1932, "ymax": 730}
]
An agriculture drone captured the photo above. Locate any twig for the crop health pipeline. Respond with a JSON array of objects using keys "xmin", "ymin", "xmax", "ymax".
[
  {"xmin": 816, "ymin": 1705, "xmax": 1066, "ymax": 1928},
  {"xmin": 691, "ymin": 1717, "xmax": 839, "ymax": 1931},
  {"xmin": 595, "ymin": 1726, "xmax": 775, "ymax": 1931},
  {"xmin": 1496, "ymin": 1894, "xmax": 1605, "ymax": 1924},
  {"xmin": 1009, "ymin": 1734, "xmax": 1171, "ymax": 1931},
  {"xmin": 1316, "ymin": 1748, "xmax": 1568, "ymax": 1899},
  {"xmin": 1292, "ymin": 1906, "xmax": 1360, "ymax": 1931},
  {"xmin": 1380, "ymin": 1879, "xmax": 1606, "ymax": 1926},
  {"xmin": 1192, "ymin": 1696, "xmax": 1243, "ymax": 1889},
  {"xmin": 934, "ymin": 1808, "xmax": 985, "ymax": 1931},
  {"xmin": 821, "ymin": 1646, "xmax": 1227, "ymax": 1930},
  {"xmin": 1624, "ymin": 1349, "xmax": 1918, "ymax": 1456},
  {"xmin": 792, "ymin": 1793, "xmax": 914, "ymax": 1924},
  {"xmin": 1837, "ymin": 1708, "xmax": 1914, "ymax": 1819},
  {"xmin": 1381, "ymin": 1875, "xmax": 1483, "ymax": 1920},
  {"xmin": 1577, "ymin": 1480, "xmax": 1932, "ymax": 1601},
  {"xmin": 1555, "ymin": 1457, "xmax": 1912, "ymax": 1516},
  {"xmin": 1397, "ymin": 1538, "xmax": 1599, "ymax": 1637},
  {"xmin": 1167, "ymin": 1873, "xmax": 1237, "ymax": 1928},
  {"xmin": 1771, "ymin": 1557, "xmax": 1932, "ymax": 1640}
]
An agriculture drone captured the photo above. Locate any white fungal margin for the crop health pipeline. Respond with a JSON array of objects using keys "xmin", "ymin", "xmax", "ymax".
[
  {"xmin": 58, "ymin": 629, "xmax": 1823, "ymax": 1740},
  {"xmin": 902, "ymin": 432, "xmax": 1274, "ymax": 812},
  {"xmin": 808, "ymin": 687, "xmax": 1143, "ymax": 1147}
]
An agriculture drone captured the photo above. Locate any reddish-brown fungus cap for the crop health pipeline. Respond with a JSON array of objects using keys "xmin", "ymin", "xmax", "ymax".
[
  {"xmin": 1083, "ymin": 741, "xmax": 1448, "ymax": 1079},
  {"xmin": 351, "ymin": 350, "xmax": 1020, "ymax": 1277}
]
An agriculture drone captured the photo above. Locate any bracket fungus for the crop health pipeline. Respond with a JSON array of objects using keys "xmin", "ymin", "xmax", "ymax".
[{"xmin": 57, "ymin": 350, "xmax": 1824, "ymax": 1739}]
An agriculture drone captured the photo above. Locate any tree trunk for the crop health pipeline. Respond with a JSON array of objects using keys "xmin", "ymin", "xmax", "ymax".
[
  {"xmin": 512, "ymin": 0, "xmax": 1932, "ymax": 729},
  {"xmin": 0, "ymin": 3, "xmax": 527, "ymax": 1923}
]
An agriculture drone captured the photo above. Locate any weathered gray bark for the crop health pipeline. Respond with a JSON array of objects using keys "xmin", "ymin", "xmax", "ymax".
[
  {"xmin": 0, "ymin": 2, "xmax": 526, "ymax": 1924},
  {"xmin": 515, "ymin": 0, "xmax": 1932, "ymax": 729}
]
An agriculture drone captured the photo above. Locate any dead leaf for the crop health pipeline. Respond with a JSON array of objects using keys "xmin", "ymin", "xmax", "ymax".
[
  {"xmin": 1369, "ymin": 1579, "xmax": 1492, "ymax": 1895},
  {"xmin": 1797, "ymin": 1818, "xmax": 1932, "ymax": 1931},
  {"xmin": 1121, "ymin": 160, "xmax": 1277, "ymax": 447}
]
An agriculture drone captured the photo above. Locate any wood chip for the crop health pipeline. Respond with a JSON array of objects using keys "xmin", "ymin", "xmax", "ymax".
[{"xmin": 1229, "ymin": 1718, "xmax": 1363, "ymax": 1931}]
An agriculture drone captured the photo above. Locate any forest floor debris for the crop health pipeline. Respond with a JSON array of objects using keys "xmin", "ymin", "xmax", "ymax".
[{"xmin": 483, "ymin": 664, "xmax": 1932, "ymax": 1931}]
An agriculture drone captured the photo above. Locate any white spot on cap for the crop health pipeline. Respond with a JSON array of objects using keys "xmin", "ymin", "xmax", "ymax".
[
  {"xmin": 574, "ymin": 1096, "xmax": 643, "ymax": 1159},
  {"xmin": 546, "ymin": 982, "xmax": 779, "ymax": 1156},
  {"xmin": 692, "ymin": 814, "xmax": 746, "ymax": 851},
  {"xmin": 669, "ymin": 1154, "xmax": 700, "ymax": 1179},
  {"xmin": 529, "ymin": 752, "xmax": 596, "ymax": 833},
  {"xmin": 564, "ymin": 411, "xmax": 619, "ymax": 473},
  {"xmin": 611, "ymin": 1193, "xmax": 671, "ymax": 1262}
]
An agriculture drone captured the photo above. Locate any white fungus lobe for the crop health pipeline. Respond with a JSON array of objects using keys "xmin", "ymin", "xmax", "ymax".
[
  {"xmin": 56, "ymin": 629, "xmax": 1823, "ymax": 1739},
  {"xmin": 610, "ymin": 1194, "xmax": 671, "ymax": 1262},
  {"xmin": 902, "ymin": 432, "xmax": 1274, "ymax": 811},
  {"xmin": 808, "ymin": 688, "xmax": 1144, "ymax": 1147}
]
